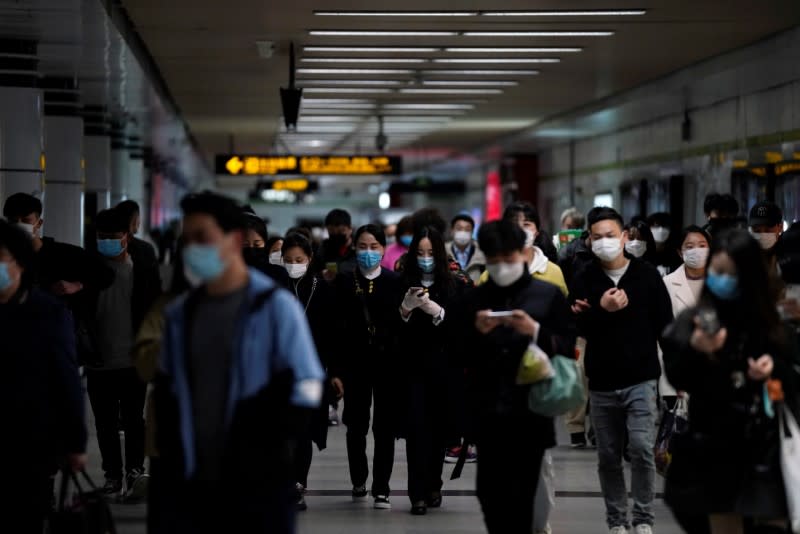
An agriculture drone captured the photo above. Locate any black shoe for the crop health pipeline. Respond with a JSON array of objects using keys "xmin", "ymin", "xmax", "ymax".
[
  {"xmin": 373, "ymin": 494, "xmax": 391, "ymax": 510},
  {"xmin": 570, "ymin": 432, "xmax": 587, "ymax": 449},
  {"xmin": 411, "ymin": 501, "xmax": 427, "ymax": 515},
  {"xmin": 101, "ymin": 477, "xmax": 123, "ymax": 500},
  {"xmin": 296, "ymin": 483, "xmax": 308, "ymax": 511},
  {"xmin": 427, "ymin": 491, "xmax": 442, "ymax": 508},
  {"xmin": 124, "ymin": 468, "xmax": 149, "ymax": 502},
  {"xmin": 352, "ymin": 485, "xmax": 368, "ymax": 502}
]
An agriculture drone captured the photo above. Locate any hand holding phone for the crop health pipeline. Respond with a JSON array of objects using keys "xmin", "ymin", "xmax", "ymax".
[{"xmin": 486, "ymin": 310, "xmax": 515, "ymax": 318}]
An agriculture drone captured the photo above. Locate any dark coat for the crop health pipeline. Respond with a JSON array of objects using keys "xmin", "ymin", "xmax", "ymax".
[
  {"xmin": 0, "ymin": 287, "xmax": 86, "ymax": 476},
  {"xmin": 569, "ymin": 258, "xmax": 673, "ymax": 391},
  {"xmin": 558, "ymin": 231, "xmax": 593, "ymax": 288},
  {"xmin": 312, "ymin": 238, "xmax": 357, "ymax": 277},
  {"xmin": 662, "ymin": 306, "xmax": 800, "ymax": 517},
  {"xmin": 453, "ymin": 273, "xmax": 576, "ymax": 448}
]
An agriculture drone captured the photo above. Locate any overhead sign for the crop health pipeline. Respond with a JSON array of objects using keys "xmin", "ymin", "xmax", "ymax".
[{"xmin": 216, "ymin": 154, "xmax": 402, "ymax": 176}]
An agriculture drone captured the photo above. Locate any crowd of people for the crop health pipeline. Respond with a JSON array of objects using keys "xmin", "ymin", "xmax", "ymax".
[{"xmin": 4, "ymin": 188, "xmax": 800, "ymax": 534}]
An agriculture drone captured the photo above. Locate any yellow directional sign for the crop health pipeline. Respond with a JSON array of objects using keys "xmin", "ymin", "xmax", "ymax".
[
  {"xmin": 216, "ymin": 154, "xmax": 402, "ymax": 176},
  {"xmin": 225, "ymin": 156, "xmax": 244, "ymax": 175}
]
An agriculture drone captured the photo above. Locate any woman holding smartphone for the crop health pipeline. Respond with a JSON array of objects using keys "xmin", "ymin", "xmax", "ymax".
[{"xmin": 397, "ymin": 226, "xmax": 469, "ymax": 515}]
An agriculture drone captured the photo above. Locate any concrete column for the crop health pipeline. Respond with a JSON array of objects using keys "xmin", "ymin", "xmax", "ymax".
[
  {"xmin": 127, "ymin": 136, "xmax": 147, "ymax": 231},
  {"xmin": 83, "ymin": 107, "xmax": 111, "ymax": 212},
  {"xmin": 42, "ymin": 78, "xmax": 83, "ymax": 246},
  {"xmin": 0, "ymin": 40, "xmax": 44, "ymax": 203},
  {"xmin": 110, "ymin": 127, "xmax": 129, "ymax": 206}
]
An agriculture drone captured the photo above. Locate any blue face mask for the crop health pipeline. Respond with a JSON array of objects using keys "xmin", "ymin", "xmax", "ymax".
[
  {"xmin": 97, "ymin": 238, "xmax": 125, "ymax": 258},
  {"xmin": 183, "ymin": 244, "xmax": 227, "ymax": 282},
  {"xmin": 400, "ymin": 235, "xmax": 413, "ymax": 247},
  {"xmin": 418, "ymin": 257, "xmax": 435, "ymax": 273},
  {"xmin": 357, "ymin": 250, "xmax": 382, "ymax": 271},
  {"xmin": 706, "ymin": 272, "xmax": 739, "ymax": 300},
  {"xmin": 0, "ymin": 262, "xmax": 14, "ymax": 291}
]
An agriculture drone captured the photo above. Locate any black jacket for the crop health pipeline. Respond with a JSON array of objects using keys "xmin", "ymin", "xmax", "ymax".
[
  {"xmin": 559, "ymin": 231, "xmax": 593, "ymax": 288},
  {"xmin": 454, "ymin": 273, "xmax": 576, "ymax": 448},
  {"xmin": 312, "ymin": 238, "xmax": 357, "ymax": 277},
  {"xmin": 0, "ymin": 287, "xmax": 86, "ymax": 475},
  {"xmin": 242, "ymin": 248, "xmax": 290, "ymax": 288},
  {"xmin": 570, "ymin": 258, "xmax": 673, "ymax": 391}
]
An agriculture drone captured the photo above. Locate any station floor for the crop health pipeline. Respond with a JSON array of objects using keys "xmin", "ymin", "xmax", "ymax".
[{"xmin": 87, "ymin": 407, "xmax": 684, "ymax": 534}]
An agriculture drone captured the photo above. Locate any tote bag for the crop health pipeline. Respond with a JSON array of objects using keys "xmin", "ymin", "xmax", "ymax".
[{"xmin": 527, "ymin": 355, "xmax": 585, "ymax": 417}]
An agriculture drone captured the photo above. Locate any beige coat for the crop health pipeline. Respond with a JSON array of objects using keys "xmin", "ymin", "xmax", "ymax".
[{"xmin": 660, "ymin": 265, "xmax": 702, "ymax": 396}]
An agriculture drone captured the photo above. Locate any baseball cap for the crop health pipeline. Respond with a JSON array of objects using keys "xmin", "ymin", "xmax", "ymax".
[{"xmin": 748, "ymin": 201, "xmax": 783, "ymax": 227}]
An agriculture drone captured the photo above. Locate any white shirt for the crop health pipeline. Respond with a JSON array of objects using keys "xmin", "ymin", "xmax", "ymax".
[
  {"xmin": 529, "ymin": 246, "xmax": 550, "ymax": 275},
  {"xmin": 603, "ymin": 261, "xmax": 630, "ymax": 287},
  {"xmin": 361, "ymin": 266, "xmax": 382, "ymax": 280}
]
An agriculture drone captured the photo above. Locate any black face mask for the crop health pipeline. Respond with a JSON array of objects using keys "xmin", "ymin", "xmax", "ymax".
[{"xmin": 243, "ymin": 247, "xmax": 269, "ymax": 267}]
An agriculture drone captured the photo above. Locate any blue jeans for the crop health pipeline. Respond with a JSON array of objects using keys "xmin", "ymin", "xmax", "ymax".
[{"xmin": 590, "ymin": 380, "xmax": 658, "ymax": 529}]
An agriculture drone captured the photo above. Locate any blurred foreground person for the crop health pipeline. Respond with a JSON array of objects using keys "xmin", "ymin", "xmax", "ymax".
[
  {"xmin": 0, "ymin": 220, "xmax": 87, "ymax": 533},
  {"xmin": 662, "ymin": 229, "xmax": 799, "ymax": 534},
  {"xmin": 150, "ymin": 193, "xmax": 324, "ymax": 533}
]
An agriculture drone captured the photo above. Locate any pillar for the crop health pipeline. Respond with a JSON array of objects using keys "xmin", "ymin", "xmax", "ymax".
[
  {"xmin": 84, "ymin": 107, "xmax": 111, "ymax": 212},
  {"xmin": 127, "ymin": 136, "xmax": 147, "ymax": 231},
  {"xmin": 0, "ymin": 40, "xmax": 44, "ymax": 203},
  {"xmin": 110, "ymin": 126, "xmax": 129, "ymax": 206},
  {"xmin": 43, "ymin": 78, "xmax": 83, "ymax": 246}
]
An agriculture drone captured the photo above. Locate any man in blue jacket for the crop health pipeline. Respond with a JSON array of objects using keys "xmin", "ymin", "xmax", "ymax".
[{"xmin": 150, "ymin": 192, "xmax": 325, "ymax": 534}]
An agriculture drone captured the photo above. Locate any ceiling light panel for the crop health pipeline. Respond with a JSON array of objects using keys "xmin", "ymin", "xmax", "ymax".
[
  {"xmin": 445, "ymin": 47, "xmax": 582, "ymax": 53},
  {"xmin": 309, "ymin": 30, "xmax": 459, "ymax": 36},
  {"xmin": 315, "ymin": 11, "xmax": 479, "ymax": 16},
  {"xmin": 303, "ymin": 88, "xmax": 394, "ymax": 94},
  {"xmin": 463, "ymin": 31, "xmax": 614, "ymax": 37},
  {"xmin": 400, "ymin": 88, "xmax": 503, "ymax": 95},
  {"xmin": 301, "ymin": 57, "xmax": 429, "ymax": 64},
  {"xmin": 481, "ymin": 10, "xmax": 646, "ymax": 16},
  {"xmin": 299, "ymin": 79, "xmax": 405, "ymax": 86},
  {"xmin": 297, "ymin": 68, "xmax": 414, "ymax": 75},
  {"xmin": 433, "ymin": 58, "xmax": 559, "ymax": 64},
  {"xmin": 304, "ymin": 46, "xmax": 440, "ymax": 53},
  {"xmin": 422, "ymin": 69, "xmax": 538, "ymax": 76},
  {"xmin": 422, "ymin": 80, "xmax": 518, "ymax": 86},
  {"xmin": 383, "ymin": 103, "xmax": 475, "ymax": 110}
]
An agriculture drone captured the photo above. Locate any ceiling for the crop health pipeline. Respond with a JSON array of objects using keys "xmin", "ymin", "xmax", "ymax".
[{"xmin": 120, "ymin": 0, "xmax": 800, "ymax": 170}]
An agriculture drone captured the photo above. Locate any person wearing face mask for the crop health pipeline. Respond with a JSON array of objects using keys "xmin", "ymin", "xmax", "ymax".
[
  {"xmin": 382, "ymin": 215, "xmax": 413, "ymax": 271},
  {"xmin": 280, "ymin": 232, "xmax": 339, "ymax": 512},
  {"xmin": 570, "ymin": 207, "xmax": 673, "ymax": 534},
  {"xmin": 151, "ymin": 192, "xmax": 324, "ymax": 534},
  {"xmin": 397, "ymin": 226, "xmax": 469, "ymax": 515},
  {"xmin": 85, "ymin": 207, "xmax": 161, "ymax": 500},
  {"xmin": 240, "ymin": 211, "xmax": 289, "ymax": 288},
  {"xmin": 333, "ymin": 224, "xmax": 403, "ymax": 511},
  {"xmin": 624, "ymin": 221, "xmax": 658, "ymax": 267},
  {"xmin": 748, "ymin": 201, "xmax": 784, "ymax": 289},
  {"xmin": 314, "ymin": 208, "xmax": 357, "ymax": 281},
  {"xmin": 661, "ymin": 229, "xmax": 800, "ymax": 534},
  {"xmin": 505, "ymin": 201, "xmax": 559, "ymax": 263},
  {"xmin": 117, "ymin": 199, "xmax": 160, "ymax": 277},
  {"xmin": 646, "ymin": 212, "xmax": 682, "ymax": 276},
  {"xmin": 0, "ymin": 220, "xmax": 89, "ymax": 532},
  {"xmin": 446, "ymin": 214, "xmax": 486, "ymax": 283},
  {"xmin": 450, "ymin": 220, "xmax": 574, "ymax": 534}
]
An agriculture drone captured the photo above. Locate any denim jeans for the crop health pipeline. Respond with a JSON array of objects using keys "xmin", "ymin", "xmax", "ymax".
[{"xmin": 590, "ymin": 380, "xmax": 658, "ymax": 529}]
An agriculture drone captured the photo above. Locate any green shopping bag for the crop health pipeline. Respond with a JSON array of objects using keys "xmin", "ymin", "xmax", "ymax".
[{"xmin": 527, "ymin": 355, "xmax": 585, "ymax": 417}]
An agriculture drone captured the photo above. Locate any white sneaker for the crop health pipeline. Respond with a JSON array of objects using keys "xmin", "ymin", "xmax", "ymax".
[
  {"xmin": 634, "ymin": 525, "xmax": 653, "ymax": 534},
  {"xmin": 609, "ymin": 527, "xmax": 628, "ymax": 534},
  {"xmin": 535, "ymin": 525, "xmax": 553, "ymax": 534}
]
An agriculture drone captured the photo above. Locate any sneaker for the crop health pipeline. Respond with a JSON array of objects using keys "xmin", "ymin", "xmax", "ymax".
[
  {"xmin": 609, "ymin": 527, "xmax": 628, "ymax": 534},
  {"xmin": 634, "ymin": 525, "xmax": 653, "ymax": 534},
  {"xmin": 411, "ymin": 500, "xmax": 427, "ymax": 515},
  {"xmin": 296, "ymin": 483, "xmax": 307, "ymax": 511},
  {"xmin": 124, "ymin": 468, "xmax": 149, "ymax": 502},
  {"xmin": 352, "ymin": 485, "xmax": 368, "ymax": 502},
  {"xmin": 466, "ymin": 445, "xmax": 478, "ymax": 463},
  {"xmin": 373, "ymin": 495, "xmax": 391, "ymax": 510},
  {"xmin": 570, "ymin": 432, "xmax": 587, "ymax": 448},
  {"xmin": 444, "ymin": 447, "xmax": 461, "ymax": 463},
  {"xmin": 101, "ymin": 477, "xmax": 123, "ymax": 499},
  {"xmin": 328, "ymin": 405, "xmax": 339, "ymax": 426},
  {"xmin": 427, "ymin": 491, "xmax": 442, "ymax": 508},
  {"xmin": 535, "ymin": 525, "xmax": 553, "ymax": 534}
]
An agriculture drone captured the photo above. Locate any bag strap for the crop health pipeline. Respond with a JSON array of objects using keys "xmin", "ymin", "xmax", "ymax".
[
  {"xmin": 354, "ymin": 279, "xmax": 376, "ymax": 338},
  {"xmin": 450, "ymin": 442, "xmax": 470, "ymax": 480}
]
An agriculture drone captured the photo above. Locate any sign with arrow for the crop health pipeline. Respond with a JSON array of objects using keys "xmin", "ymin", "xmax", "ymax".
[{"xmin": 215, "ymin": 154, "xmax": 402, "ymax": 176}]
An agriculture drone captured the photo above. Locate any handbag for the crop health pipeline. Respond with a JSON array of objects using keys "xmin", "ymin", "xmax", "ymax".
[
  {"xmin": 527, "ymin": 355, "xmax": 585, "ymax": 417},
  {"xmin": 49, "ymin": 469, "xmax": 117, "ymax": 534},
  {"xmin": 654, "ymin": 397, "xmax": 690, "ymax": 477},
  {"xmin": 779, "ymin": 404, "xmax": 800, "ymax": 533}
]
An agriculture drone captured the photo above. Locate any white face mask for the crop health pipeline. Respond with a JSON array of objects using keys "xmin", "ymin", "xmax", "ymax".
[
  {"xmin": 592, "ymin": 237, "xmax": 623, "ymax": 263},
  {"xmin": 15, "ymin": 222, "xmax": 35, "ymax": 237},
  {"xmin": 453, "ymin": 230, "xmax": 472, "ymax": 247},
  {"xmin": 683, "ymin": 247, "xmax": 709, "ymax": 270},
  {"xmin": 523, "ymin": 229, "xmax": 536, "ymax": 249},
  {"xmin": 269, "ymin": 251, "xmax": 283, "ymax": 265},
  {"xmin": 285, "ymin": 262, "xmax": 309, "ymax": 279},
  {"xmin": 486, "ymin": 262, "xmax": 525, "ymax": 287},
  {"xmin": 651, "ymin": 227, "xmax": 670, "ymax": 244},
  {"xmin": 625, "ymin": 239, "xmax": 647, "ymax": 258},
  {"xmin": 751, "ymin": 231, "xmax": 779, "ymax": 250}
]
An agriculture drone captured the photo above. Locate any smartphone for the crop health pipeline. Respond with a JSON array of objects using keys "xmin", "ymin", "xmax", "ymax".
[
  {"xmin": 409, "ymin": 286, "xmax": 426, "ymax": 297},
  {"xmin": 325, "ymin": 262, "xmax": 338, "ymax": 274},
  {"xmin": 696, "ymin": 308, "xmax": 721, "ymax": 335},
  {"xmin": 487, "ymin": 310, "xmax": 515, "ymax": 318}
]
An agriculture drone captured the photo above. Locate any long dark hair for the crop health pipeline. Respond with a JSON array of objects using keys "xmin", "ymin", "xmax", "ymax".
[
  {"xmin": 402, "ymin": 226, "xmax": 455, "ymax": 292},
  {"xmin": 700, "ymin": 228, "xmax": 783, "ymax": 345},
  {"xmin": 625, "ymin": 220, "xmax": 657, "ymax": 265}
]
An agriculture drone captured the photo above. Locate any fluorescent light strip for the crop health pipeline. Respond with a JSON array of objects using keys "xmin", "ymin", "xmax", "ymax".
[
  {"xmin": 383, "ymin": 103, "xmax": 475, "ymax": 110},
  {"xmin": 422, "ymin": 69, "xmax": 538, "ymax": 76},
  {"xmin": 304, "ymin": 46, "xmax": 440, "ymax": 53},
  {"xmin": 310, "ymin": 30, "xmax": 458, "ymax": 36},
  {"xmin": 300, "ymin": 79, "xmax": 404, "ymax": 86},
  {"xmin": 304, "ymin": 88, "xmax": 394, "ymax": 94},
  {"xmin": 433, "ymin": 58, "xmax": 559, "ymax": 64},
  {"xmin": 301, "ymin": 57, "xmax": 429, "ymax": 64},
  {"xmin": 315, "ymin": 11, "xmax": 478, "ymax": 16},
  {"xmin": 422, "ymin": 80, "xmax": 518, "ymax": 86},
  {"xmin": 481, "ymin": 10, "xmax": 646, "ymax": 16},
  {"xmin": 446, "ymin": 47, "xmax": 581, "ymax": 53},
  {"xmin": 297, "ymin": 68, "xmax": 414, "ymax": 75},
  {"xmin": 463, "ymin": 31, "xmax": 614, "ymax": 37},
  {"xmin": 301, "ymin": 98, "xmax": 372, "ymax": 104},
  {"xmin": 400, "ymin": 88, "xmax": 503, "ymax": 95}
]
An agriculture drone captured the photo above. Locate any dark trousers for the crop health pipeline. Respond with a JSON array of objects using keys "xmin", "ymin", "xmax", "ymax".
[
  {"xmin": 343, "ymin": 372, "xmax": 395, "ymax": 496},
  {"xmin": 477, "ymin": 420, "xmax": 545, "ymax": 534},
  {"xmin": 86, "ymin": 367, "xmax": 146, "ymax": 479},
  {"xmin": 406, "ymin": 378, "xmax": 446, "ymax": 503},
  {"xmin": 294, "ymin": 439, "xmax": 313, "ymax": 488}
]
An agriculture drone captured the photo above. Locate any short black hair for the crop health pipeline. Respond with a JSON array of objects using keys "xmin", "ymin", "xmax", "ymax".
[
  {"xmin": 411, "ymin": 208, "xmax": 447, "ymax": 235},
  {"xmin": 354, "ymin": 223, "xmax": 386, "ymax": 247},
  {"xmin": 396, "ymin": 216, "xmax": 414, "ymax": 237},
  {"xmin": 503, "ymin": 201, "xmax": 541, "ymax": 229},
  {"xmin": 678, "ymin": 225, "xmax": 711, "ymax": 248},
  {"xmin": 243, "ymin": 211, "xmax": 268, "ymax": 242},
  {"xmin": 647, "ymin": 212, "xmax": 672, "ymax": 228},
  {"xmin": 286, "ymin": 226, "xmax": 313, "ymax": 242},
  {"xmin": 451, "ymin": 213, "xmax": 476, "ymax": 230},
  {"xmin": 282, "ymin": 232, "xmax": 314, "ymax": 258},
  {"xmin": 587, "ymin": 207, "xmax": 624, "ymax": 231},
  {"xmin": 180, "ymin": 192, "xmax": 246, "ymax": 233},
  {"xmin": 3, "ymin": 193, "xmax": 42, "ymax": 220},
  {"xmin": 265, "ymin": 236, "xmax": 284, "ymax": 251},
  {"xmin": 325, "ymin": 208, "xmax": 352, "ymax": 228},
  {"xmin": 95, "ymin": 208, "xmax": 129, "ymax": 234},
  {"xmin": 704, "ymin": 193, "xmax": 739, "ymax": 218},
  {"xmin": 0, "ymin": 219, "xmax": 34, "ymax": 280},
  {"xmin": 478, "ymin": 220, "xmax": 526, "ymax": 257},
  {"xmin": 116, "ymin": 199, "xmax": 140, "ymax": 223}
]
